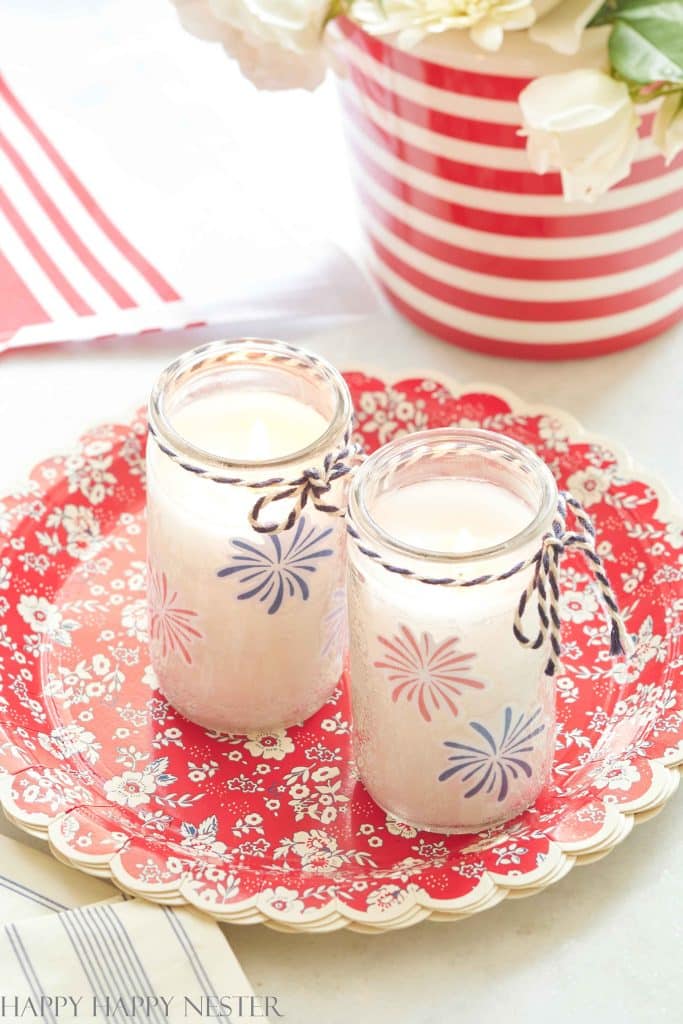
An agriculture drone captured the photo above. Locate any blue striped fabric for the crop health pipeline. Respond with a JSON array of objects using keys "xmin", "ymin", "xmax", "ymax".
[
  {"xmin": 4, "ymin": 923, "xmax": 58, "ymax": 1024},
  {"xmin": 0, "ymin": 834, "xmax": 113, "ymax": 924},
  {"xmin": 161, "ymin": 906, "xmax": 221, "ymax": 1004},
  {"xmin": 0, "ymin": 836, "xmax": 254, "ymax": 1020},
  {"xmin": 1, "ymin": 898, "xmax": 255, "ymax": 1022},
  {"xmin": 0, "ymin": 874, "xmax": 69, "ymax": 914}
]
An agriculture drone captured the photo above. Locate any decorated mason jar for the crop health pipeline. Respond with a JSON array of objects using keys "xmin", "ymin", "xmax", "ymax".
[
  {"xmin": 146, "ymin": 338, "xmax": 355, "ymax": 733},
  {"xmin": 346, "ymin": 427, "xmax": 627, "ymax": 832}
]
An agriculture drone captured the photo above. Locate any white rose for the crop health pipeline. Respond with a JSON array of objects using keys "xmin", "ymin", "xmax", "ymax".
[
  {"xmin": 653, "ymin": 93, "xmax": 683, "ymax": 165},
  {"xmin": 471, "ymin": 3, "xmax": 536, "ymax": 51},
  {"xmin": 351, "ymin": 0, "xmax": 536, "ymax": 52},
  {"xmin": 171, "ymin": 0, "xmax": 330, "ymax": 90},
  {"xmin": 529, "ymin": 0, "xmax": 604, "ymax": 55},
  {"xmin": 519, "ymin": 70, "xmax": 639, "ymax": 202}
]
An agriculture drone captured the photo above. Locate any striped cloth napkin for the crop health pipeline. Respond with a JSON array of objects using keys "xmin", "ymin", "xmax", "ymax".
[
  {"xmin": 0, "ymin": 835, "xmax": 114, "ymax": 923},
  {"xmin": 0, "ymin": 836, "xmax": 264, "ymax": 1022},
  {"xmin": 1, "ymin": 0, "xmax": 374, "ymax": 352}
]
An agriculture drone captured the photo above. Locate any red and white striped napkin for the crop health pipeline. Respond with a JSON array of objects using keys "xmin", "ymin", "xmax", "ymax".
[
  {"xmin": 1, "ymin": 75, "xmax": 185, "ymax": 346},
  {"xmin": 1, "ymin": 0, "xmax": 374, "ymax": 352}
]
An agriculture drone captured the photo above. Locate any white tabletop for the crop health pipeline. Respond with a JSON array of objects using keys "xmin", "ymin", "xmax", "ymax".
[{"xmin": 1, "ymin": 12, "xmax": 683, "ymax": 1018}]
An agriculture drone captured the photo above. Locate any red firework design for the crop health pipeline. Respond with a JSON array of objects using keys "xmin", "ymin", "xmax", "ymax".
[
  {"xmin": 148, "ymin": 568, "xmax": 202, "ymax": 664},
  {"xmin": 374, "ymin": 625, "xmax": 485, "ymax": 722}
]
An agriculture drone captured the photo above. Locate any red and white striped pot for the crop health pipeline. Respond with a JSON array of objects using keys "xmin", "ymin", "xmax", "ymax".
[{"xmin": 333, "ymin": 19, "xmax": 683, "ymax": 360}]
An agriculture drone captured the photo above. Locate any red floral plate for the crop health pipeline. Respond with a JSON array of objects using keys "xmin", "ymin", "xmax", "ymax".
[{"xmin": 0, "ymin": 371, "xmax": 681, "ymax": 933}]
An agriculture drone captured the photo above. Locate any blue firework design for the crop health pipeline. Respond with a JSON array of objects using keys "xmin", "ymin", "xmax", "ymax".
[
  {"xmin": 438, "ymin": 706, "xmax": 545, "ymax": 802},
  {"xmin": 216, "ymin": 516, "xmax": 334, "ymax": 615}
]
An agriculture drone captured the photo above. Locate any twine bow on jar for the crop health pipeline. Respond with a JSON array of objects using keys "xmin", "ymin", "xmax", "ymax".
[
  {"xmin": 148, "ymin": 418, "xmax": 363, "ymax": 535},
  {"xmin": 247, "ymin": 430, "xmax": 363, "ymax": 534},
  {"xmin": 347, "ymin": 490, "xmax": 631, "ymax": 677},
  {"xmin": 147, "ymin": 338, "xmax": 362, "ymax": 536},
  {"xmin": 512, "ymin": 493, "xmax": 631, "ymax": 675}
]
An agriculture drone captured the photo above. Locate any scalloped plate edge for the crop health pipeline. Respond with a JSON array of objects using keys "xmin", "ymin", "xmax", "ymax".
[{"xmin": 0, "ymin": 367, "xmax": 681, "ymax": 932}]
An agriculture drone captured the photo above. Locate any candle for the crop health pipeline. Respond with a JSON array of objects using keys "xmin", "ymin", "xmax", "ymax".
[
  {"xmin": 371, "ymin": 479, "xmax": 534, "ymax": 553},
  {"xmin": 171, "ymin": 392, "xmax": 329, "ymax": 461},
  {"xmin": 146, "ymin": 339, "xmax": 354, "ymax": 733},
  {"xmin": 347, "ymin": 429, "xmax": 559, "ymax": 833}
]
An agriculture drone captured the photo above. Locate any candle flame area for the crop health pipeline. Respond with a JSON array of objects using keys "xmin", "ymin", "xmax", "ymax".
[
  {"xmin": 248, "ymin": 419, "xmax": 271, "ymax": 460},
  {"xmin": 451, "ymin": 527, "xmax": 477, "ymax": 553}
]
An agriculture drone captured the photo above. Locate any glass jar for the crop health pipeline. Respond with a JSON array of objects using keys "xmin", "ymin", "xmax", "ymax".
[
  {"xmin": 147, "ymin": 338, "xmax": 354, "ymax": 733},
  {"xmin": 347, "ymin": 428, "xmax": 559, "ymax": 833}
]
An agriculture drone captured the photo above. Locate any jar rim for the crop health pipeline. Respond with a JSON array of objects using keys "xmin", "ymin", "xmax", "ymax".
[
  {"xmin": 148, "ymin": 338, "xmax": 352, "ymax": 473},
  {"xmin": 348, "ymin": 427, "xmax": 558, "ymax": 567}
]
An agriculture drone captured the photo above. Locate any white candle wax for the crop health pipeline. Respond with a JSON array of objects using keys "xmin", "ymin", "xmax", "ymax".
[
  {"xmin": 372, "ymin": 478, "xmax": 534, "ymax": 553},
  {"xmin": 147, "ymin": 388, "xmax": 347, "ymax": 733},
  {"xmin": 172, "ymin": 392, "xmax": 328, "ymax": 461},
  {"xmin": 348, "ymin": 475, "xmax": 556, "ymax": 833}
]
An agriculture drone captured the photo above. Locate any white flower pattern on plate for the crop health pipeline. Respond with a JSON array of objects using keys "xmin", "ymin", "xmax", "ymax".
[
  {"xmin": 104, "ymin": 770, "xmax": 157, "ymax": 808},
  {"xmin": 0, "ymin": 381, "xmax": 679, "ymax": 928},
  {"xmin": 590, "ymin": 759, "xmax": 641, "ymax": 792},
  {"xmin": 244, "ymin": 732, "xmax": 295, "ymax": 761},
  {"xmin": 561, "ymin": 587, "xmax": 600, "ymax": 624},
  {"xmin": 567, "ymin": 466, "xmax": 611, "ymax": 507}
]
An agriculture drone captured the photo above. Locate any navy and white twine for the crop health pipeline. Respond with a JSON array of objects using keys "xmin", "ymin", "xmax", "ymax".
[
  {"xmin": 148, "ymin": 341, "xmax": 361, "ymax": 534},
  {"xmin": 347, "ymin": 490, "xmax": 631, "ymax": 677},
  {"xmin": 150, "ymin": 356, "xmax": 629, "ymax": 676},
  {"xmin": 148, "ymin": 419, "xmax": 361, "ymax": 534}
]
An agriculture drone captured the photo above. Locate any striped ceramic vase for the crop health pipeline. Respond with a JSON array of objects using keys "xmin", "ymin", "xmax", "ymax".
[{"xmin": 333, "ymin": 19, "xmax": 683, "ymax": 359}]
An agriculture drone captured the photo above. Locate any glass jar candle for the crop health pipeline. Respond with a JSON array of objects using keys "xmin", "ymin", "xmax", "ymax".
[
  {"xmin": 147, "ymin": 339, "xmax": 355, "ymax": 733},
  {"xmin": 347, "ymin": 428, "xmax": 559, "ymax": 833}
]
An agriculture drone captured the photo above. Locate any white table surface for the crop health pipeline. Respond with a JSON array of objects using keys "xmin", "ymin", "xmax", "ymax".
[{"xmin": 1, "ymin": 13, "xmax": 683, "ymax": 1018}]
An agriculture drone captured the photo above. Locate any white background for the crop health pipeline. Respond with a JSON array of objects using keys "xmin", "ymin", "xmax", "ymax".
[{"xmin": 1, "ymin": 0, "xmax": 683, "ymax": 1021}]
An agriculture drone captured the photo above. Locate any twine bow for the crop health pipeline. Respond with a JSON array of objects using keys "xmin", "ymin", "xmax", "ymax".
[
  {"xmin": 248, "ymin": 437, "xmax": 362, "ymax": 534},
  {"xmin": 513, "ymin": 493, "xmax": 630, "ymax": 675},
  {"xmin": 347, "ymin": 490, "xmax": 631, "ymax": 676},
  {"xmin": 149, "ymin": 419, "xmax": 362, "ymax": 534}
]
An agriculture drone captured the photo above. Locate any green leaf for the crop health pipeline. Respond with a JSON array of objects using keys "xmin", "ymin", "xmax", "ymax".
[
  {"xmin": 592, "ymin": 0, "xmax": 683, "ymax": 83},
  {"xmin": 590, "ymin": 1, "xmax": 623, "ymax": 26},
  {"xmin": 591, "ymin": 0, "xmax": 683, "ymax": 24},
  {"xmin": 609, "ymin": 14, "xmax": 683, "ymax": 83},
  {"xmin": 590, "ymin": 0, "xmax": 683, "ymax": 82}
]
